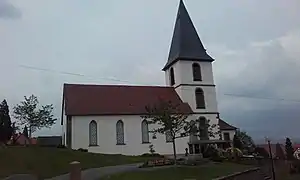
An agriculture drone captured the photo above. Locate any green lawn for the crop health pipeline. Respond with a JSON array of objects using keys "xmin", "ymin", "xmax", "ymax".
[
  {"xmin": 0, "ymin": 146, "xmax": 151, "ymax": 179},
  {"xmin": 102, "ymin": 162, "xmax": 253, "ymax": 180}
]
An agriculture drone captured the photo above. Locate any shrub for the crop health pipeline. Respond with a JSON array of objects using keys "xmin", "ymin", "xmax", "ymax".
[
  {"xmin": 77, "ymin": 148, "xmax": 88, "ymax": 152},
  {"xmin": 141, "ymin": 153, "xmax": 162, "ymax": 158},
  {"xmin": 149, "ymin": 144, "xmax": 155, "ymax": 154},
  {"xmin": 203, "ymin": 145, "xmax": 216, "ymax": 158},
  {"xmin": 57, "ymin": 144, "xmax": 66, "ymax": 148},
  {"xmin": 210, "ymin": 150, "xmax": 224, "ymax": 162},
  {"xmin": 205, "ymin": 147, "xmax": 225, "ymax": 162}
]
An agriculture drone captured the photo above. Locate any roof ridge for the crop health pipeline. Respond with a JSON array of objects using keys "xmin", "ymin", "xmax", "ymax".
[{"xmin": 64, "ymin": 83, "xmax": 173, "ymax": 89}]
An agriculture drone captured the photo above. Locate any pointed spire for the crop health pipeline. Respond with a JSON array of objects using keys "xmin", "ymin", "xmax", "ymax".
[{"xmin": 163, "ymin": 0, "xmax": 214, "ymax": 71}]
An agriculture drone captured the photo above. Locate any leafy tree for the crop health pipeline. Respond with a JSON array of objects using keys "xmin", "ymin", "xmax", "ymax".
[
  {"xmin": 235, "ymin": 130, "xmax": 255, "ymax": 152},
  {"xmin": 233, "ymin": 134, "xmax": 243, "ymax": 149},
  {"xmin": 285, "ymin": 137, "xmax": 294, "ymax": 160},
  {"xmin": 23, "ymin": 125, "xmax": 29, "ymax": 138},
  {"xmin": 13, "ymin": 95, "xmax": 57, "ymax": 137},
  {"xmin": 141, "ymin": 99, "xmax": 194, "ymax": 164},
  {"xmin": 0, "ymin": 100, "xmax": 13, "ymax": 145},
  {"xmin": 275, "ymin": 143, "xmax": 285, "ymax": 159}
]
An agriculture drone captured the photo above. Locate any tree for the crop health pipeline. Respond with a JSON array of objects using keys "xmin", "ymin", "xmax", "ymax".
[
  {"xmin": 0, "ymin": 99, "xmax": 13, "ymax": 145},
  {"xmin": 141, "ymin": 100, "xmax": 193, "ymax": 165},
  {"xmin": 23, "ymin": 125, "xmax": 29, "ymax": 138},
  {"xmin": 233, "ymin": 134, "xmax": 243, "ymax": 149},
  {"xmin": 235, "ymin": 130, "xmax": 255, "ymax": 152},
  {"xmin": 13, "ymin": 95, "xmax": 57, "ymax": 137},
  {"xmin": 275, "ymin": 143, "xmax": 285, "ymax": 159},
  {"xmin": 285, "ymin": 137, "xmax": 294, "ymax": 160}
]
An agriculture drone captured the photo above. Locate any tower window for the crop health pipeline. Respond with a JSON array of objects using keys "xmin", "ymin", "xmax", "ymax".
[
  {"xmin": 192, "ymin": 63, "xmax": 202, "ymax": 81},
  {"xmin": 170, "ymin": 67, "xmax": 175, "ymax": 85},
  {"xmin": 195, "ymin": 88, "xmax": 205, "ymax": 109}
]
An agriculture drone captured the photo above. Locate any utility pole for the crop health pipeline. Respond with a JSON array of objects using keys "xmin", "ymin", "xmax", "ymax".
[{"xmin": 265, "ymin": 137, "xmax": 276, "ymax": 180}]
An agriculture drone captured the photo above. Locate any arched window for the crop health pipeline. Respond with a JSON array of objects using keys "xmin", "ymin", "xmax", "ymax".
[
  {"xmin": 165, "ymin": 130, "xmax": 173, "ymax": 143},
  {"xmin": 192, "ymin": 63, "xmax": 202, "ymax": 81},
  {"xmin": 195, "ymin": 88, "xmax": 205, "ymax": 109},
  {"xmin": 170, "ymin": 67, "xmax": 175, "ymax": 86},
  {"xmin": 199, "ymin": 117, "xmax": 208, "ymax": 140},
  {"xmin": 141, "ymin": 120, "xmax": 149, "ymax": 143},
  {"xmin": 116, "ymin": 120, "xmax": 125, "ymax": 145},
  {"xmin": 189, "ymin": 120, "xmax": 198, "ymax": 142},
  {"xmin": 89, "ymin": 120, "xmax": 98, "ymax": 146}
]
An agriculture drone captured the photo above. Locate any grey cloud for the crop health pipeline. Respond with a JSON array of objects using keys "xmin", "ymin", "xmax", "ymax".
[
  {"xmin": 189, "ymin": 0, "xmax": 300, "ymax": 49},
  {"xmin": 215, "ymin": 32, "xmax": 300, "ymax": 140},
  {"xmin": 0, "ymin": 0, "xmax": 21, "ymax": 19}
]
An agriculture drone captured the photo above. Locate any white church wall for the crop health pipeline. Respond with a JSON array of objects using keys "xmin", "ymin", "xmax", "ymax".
[
  {"xmin": 71, "ymin": 115, "xmax": 190, "ymax": 155},
  {"xmin": 165, "ymin": 62, "xmax": 182, "ymax": 87},
  {"xmin": 177, "ymin": 61, "xmax": 215, "ymax": 85},
  {"xmin": 165, "ymin": 61, "xmax": 215, "ymax": 87},
  {"xmin": 176, "ymin": 85, "xmax": 218, "ymax": 113}
]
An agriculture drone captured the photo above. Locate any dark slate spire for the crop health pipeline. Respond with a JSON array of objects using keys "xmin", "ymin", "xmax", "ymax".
[{"xmin": 163, "ymin": 0, "xmax": 214, "ymax": 71}]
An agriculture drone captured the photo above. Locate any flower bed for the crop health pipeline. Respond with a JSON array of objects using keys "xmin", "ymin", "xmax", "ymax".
[{"xmin": 140, "ymin": 158, "xmax": 174, "ymax": 168}]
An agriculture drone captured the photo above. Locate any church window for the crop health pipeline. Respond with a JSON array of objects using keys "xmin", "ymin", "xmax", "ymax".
[
  {"xmin": 89, "ymin": 120, "xmax": 98, "ymax": 146},
  {"xmin": 199, "ymin": 117, "xmax": 208, "ymax": 140},
  {"xmin": 195, "ymin": 88, "xmax": 205, "ymax": 109},
  {"xmin": 141, "ymin": 120, "xmax": 150, "ymax": 143},
  {"xmin": 165, "ymin": 130, "xmax": 173, "ymax": 143},
  {"xmin": 192, "ymin": 63, "xmax": 202, "ymax": 81},
  {"xmin": 116, "ymin": 120, "xmax": 125, "ymax": 145},
  {"xmin": 170, "ymin": 67, "xmax": 175, "ymax": 86}
]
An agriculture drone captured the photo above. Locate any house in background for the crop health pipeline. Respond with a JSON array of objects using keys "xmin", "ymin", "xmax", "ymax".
[
  {"xmin": 61, "ymin": 0, "xmax": 237, "ymax": 156},
  {"xmin": 219, "ymin": 119, "xmax": 237, "ymax": 141},
  {"xmin": 7, "ymin": 133, "xmax": 37, "ymax": 145}
]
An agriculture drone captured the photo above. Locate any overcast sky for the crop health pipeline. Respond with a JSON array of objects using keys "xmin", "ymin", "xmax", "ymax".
[{"xmin": 1, "ymin": 0, "xmax": 300, "ymax": 142}]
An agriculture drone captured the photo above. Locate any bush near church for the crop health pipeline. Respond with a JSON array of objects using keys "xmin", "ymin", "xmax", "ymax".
[
  {"xmin": 140, "ymin": 158, "xmax": 174, "ymax": 168},
  {"xmin": 226, "ymin": 147, "xmax": 243, "ymax": 159}
]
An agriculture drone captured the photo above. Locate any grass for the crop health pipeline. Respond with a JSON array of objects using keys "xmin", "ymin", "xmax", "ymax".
[
  {"xmin": 101, "ymin": 162, "xmax": 253, "ymax": 180},
  {"xmin": 0, "ymin": 146, "xmax": 151, "ymax": 179}
]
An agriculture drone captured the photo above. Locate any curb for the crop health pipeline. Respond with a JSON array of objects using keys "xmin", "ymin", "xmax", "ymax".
[{"xmin": 212, "ymin": 167, "xmax": 260, "ymax": 180}]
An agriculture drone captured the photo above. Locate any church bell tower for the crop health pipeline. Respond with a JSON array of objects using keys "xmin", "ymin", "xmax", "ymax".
[{"xmin": 163, "ymin": 0, "xmax": 219, "ymax": 137}]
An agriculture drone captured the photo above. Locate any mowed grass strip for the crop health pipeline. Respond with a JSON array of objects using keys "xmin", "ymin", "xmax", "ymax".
[
  {"xmin": 0, "ymin": 146, "xmax": 150, "ymax": 179},
  {"xmin": 102, "ymin": 162, "xmax": 253, "ymax": 180}
]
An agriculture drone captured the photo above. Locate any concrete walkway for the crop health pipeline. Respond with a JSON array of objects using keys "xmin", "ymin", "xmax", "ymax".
[
  {"xmin": 45, "ymin": 163, "xmax": 143, "ymax": 180},
  {"xmin": 45, "ymin": 163, "xmax": 177, "ymax": 180}
]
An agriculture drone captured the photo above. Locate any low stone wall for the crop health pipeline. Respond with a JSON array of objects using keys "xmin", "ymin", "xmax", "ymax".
[{"xmin": 212, "ymin": 168, "xmax": 268, "ymax": 180}]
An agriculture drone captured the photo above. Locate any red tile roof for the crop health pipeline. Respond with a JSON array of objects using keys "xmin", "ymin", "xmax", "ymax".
[
  {"xmin": 218, "ymin": 119, "xmax": 237, "ymax": 130},
  {"xmin": 63, "ymin": 84, "xmax": 193, "ymax": 116}
]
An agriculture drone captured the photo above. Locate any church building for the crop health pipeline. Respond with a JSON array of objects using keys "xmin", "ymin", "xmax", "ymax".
[{"xmin": 61, "ymin": 0, "xmax": 237, "ymax": 155}]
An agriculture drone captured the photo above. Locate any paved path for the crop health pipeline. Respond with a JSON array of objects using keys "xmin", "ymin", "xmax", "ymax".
[
  {"xmin": 45, "ymin": 163, "xmax": 142, "ymax": 180},
  {"xmin": 45, "ymin": 163, "xmax": 176, "ymax": 180}
]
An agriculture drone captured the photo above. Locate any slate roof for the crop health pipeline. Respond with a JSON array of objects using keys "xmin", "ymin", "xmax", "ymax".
[
  {"xmin": 163, "ymin": 0, "xmax": 214, "ymax": 71},
  {"xmin": 218, "ymin": 119, "xmax": 237, "ymax": 130},
  {"xmin": 63, "ymin": 84, "xmax": 193, "ymax": 116}
]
